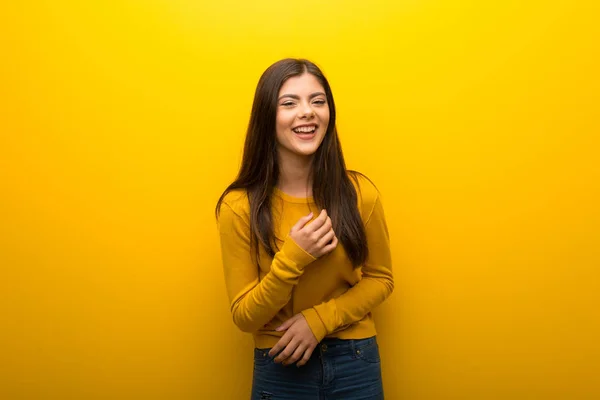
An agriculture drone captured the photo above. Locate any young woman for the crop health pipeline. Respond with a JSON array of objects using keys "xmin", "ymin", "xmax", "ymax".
[{"xmin": 216, "ymin": 58, "xmax": 394, "ymax": 400}]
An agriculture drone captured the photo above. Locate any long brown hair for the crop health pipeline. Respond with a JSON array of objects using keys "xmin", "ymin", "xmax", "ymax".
[{"xmin": 215, "ymin": 58, "xmax": 368, "ymax": 267}]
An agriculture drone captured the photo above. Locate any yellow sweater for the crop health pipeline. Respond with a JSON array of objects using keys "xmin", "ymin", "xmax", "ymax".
[{"xmin": 217, "ymin": 173, "xmax": 394, "ymax": 349}]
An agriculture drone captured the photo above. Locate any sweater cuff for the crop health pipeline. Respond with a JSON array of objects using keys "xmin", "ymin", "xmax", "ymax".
[
  {"xmin": 281, "ymin": 236, "xmax": 316, "ymax": 269},
  {"xmin": 301, "ymin": 308, "xmax": 328, "ymax": 342}
]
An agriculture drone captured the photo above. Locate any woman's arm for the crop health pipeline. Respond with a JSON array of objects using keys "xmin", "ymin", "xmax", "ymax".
[
  {"xmin": 218, "ymin": 201, "xmax": 316, "ymax": 333},
  {"xmin": 300, "ymin": 194, "xmax": 394, "ymax": 341}
]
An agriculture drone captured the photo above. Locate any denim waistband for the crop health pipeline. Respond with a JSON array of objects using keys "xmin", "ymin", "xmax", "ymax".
[
  {"xmin": 317, "ymin": 336, "xmax": 377, "ymax": 356},
  {"xmin": 254, "ymin": 336, "xmax": 379, "ymax": 363},
  {"xmin": 255, "ymin": 336, "xmax": 377, "ymax": 355}
]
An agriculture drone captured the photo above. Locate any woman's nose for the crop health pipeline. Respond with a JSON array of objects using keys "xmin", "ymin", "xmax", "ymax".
[{"xmin": 299, "ymin": 104, "xmax": 315, "ymax": 118}]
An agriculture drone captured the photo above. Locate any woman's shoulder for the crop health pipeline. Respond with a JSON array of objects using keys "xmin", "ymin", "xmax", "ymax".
[
  {"xmin": 218, "ymin": 188, "xmax": 250, "ymax": 221},
  {"xmin": 347, "ymin": 170, "xmax": 381, "ymax": 219}
]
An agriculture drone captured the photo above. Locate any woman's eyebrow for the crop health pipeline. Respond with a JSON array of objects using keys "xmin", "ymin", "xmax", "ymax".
[{"xmin": 278, "ymin": 92, "xmax": 326, "ymax": 101}]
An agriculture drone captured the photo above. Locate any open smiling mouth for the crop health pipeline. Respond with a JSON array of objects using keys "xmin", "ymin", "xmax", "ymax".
[{"xmin": 292, "ymin": 125, "xmax": 317, "ymax": 140}]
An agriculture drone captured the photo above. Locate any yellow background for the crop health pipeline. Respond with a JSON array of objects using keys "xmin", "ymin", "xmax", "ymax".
[{"xmin": 1, "ymin": 0, "xmax": 599, "ymax": 398}]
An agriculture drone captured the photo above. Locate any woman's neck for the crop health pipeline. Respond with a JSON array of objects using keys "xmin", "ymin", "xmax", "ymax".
[{"xmin": 276, "ymin": 152, "xmax": 313, "ymax": 198}]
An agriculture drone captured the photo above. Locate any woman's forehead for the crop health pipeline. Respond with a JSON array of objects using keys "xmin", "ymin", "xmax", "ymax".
[{"xmin": 279, "ymin": 73, "xmax": 325, "ymax": 96}]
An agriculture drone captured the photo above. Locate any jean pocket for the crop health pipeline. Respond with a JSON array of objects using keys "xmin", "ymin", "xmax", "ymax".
[{"xmin": 354, "ymin": 339, "xmax": 381, "ymax": 364}]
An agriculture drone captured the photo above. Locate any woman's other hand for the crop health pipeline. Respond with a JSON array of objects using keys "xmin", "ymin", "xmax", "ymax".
[{"xmin": 268, "ymin": 313, "xmax": 318, "ymax": 367}]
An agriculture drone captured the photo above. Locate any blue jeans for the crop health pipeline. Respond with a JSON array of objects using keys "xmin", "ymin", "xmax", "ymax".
[{"xmin": 251, "ymin": 336, "xmax": 384, "ymax": 400}]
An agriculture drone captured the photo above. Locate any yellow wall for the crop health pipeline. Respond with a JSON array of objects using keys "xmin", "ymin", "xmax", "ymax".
[{"xmin": 1, "ymin": 0, "xmax": 599, "ymax": 398}]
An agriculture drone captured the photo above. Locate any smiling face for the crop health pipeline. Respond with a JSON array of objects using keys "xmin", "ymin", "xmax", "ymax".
[{"xmin": 275, "ymin": 72, "xmax": 330, "ymax": 162}]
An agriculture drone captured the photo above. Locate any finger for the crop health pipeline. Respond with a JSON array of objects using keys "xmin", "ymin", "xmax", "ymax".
[
  {"xmin": 283, "ymin": 343, "xmax": 306, "ymax": 366},
  {"xmin": 275, "ymin": 320, "xmax": 293, "ymax": 332},
  {"xmin": 268, "ymin": 333, "xmax": 292, "ymax": 358},
  {"xmin": 290, "ymin": 212, "xmax": 314, "ymax": 233},
  {"xmin": 304, "ymin": 209, "xmax": 328, "ymax": 233},
  {"xmin": 276, "ymin": 314, "xmax": 301, "ymax": 332},
  {"xmin": 316, "ymin": 227, "xmax": 335, "ymax": 248},
  {"xmin": 296, "ymin": 346, "xmax": 315, "ymax": 367},
  {"xmin": 321, "ymin": 235, "xmax": 338, "ymax": 254},
  {"xmin": 274, "ymin": 339, "xmax": 300, "ymax": 364},
  {"xmin": 313, "ymin": 216, "xmax": 332, "ymax": 239}
]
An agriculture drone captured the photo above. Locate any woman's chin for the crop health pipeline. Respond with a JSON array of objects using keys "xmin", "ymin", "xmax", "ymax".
[
  {"xmin": 293, "ymin": 145, "xmax": 320, "ymax": 157},
  {"xmin": 278, "ymin": 141, "xmax": 322, "ymax": 159},
  {"xmin": 293, "ymin": 138, "xmax": 324, "ymax": 154}
]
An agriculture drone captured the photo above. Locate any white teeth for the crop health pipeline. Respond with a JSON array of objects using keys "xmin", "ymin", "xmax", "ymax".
[{"xmin": 293, "ymin": 126, "xmax": 316, "ymax": 133}]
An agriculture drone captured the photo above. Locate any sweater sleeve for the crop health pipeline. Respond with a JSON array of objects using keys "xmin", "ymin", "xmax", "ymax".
[
  {"xmin": 301, "ymin": 193, "xmax": 394, "ymax": 341},
  {"xmin": 218, "ymin": 201, "xmax": 316, "ymax": 333}
]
